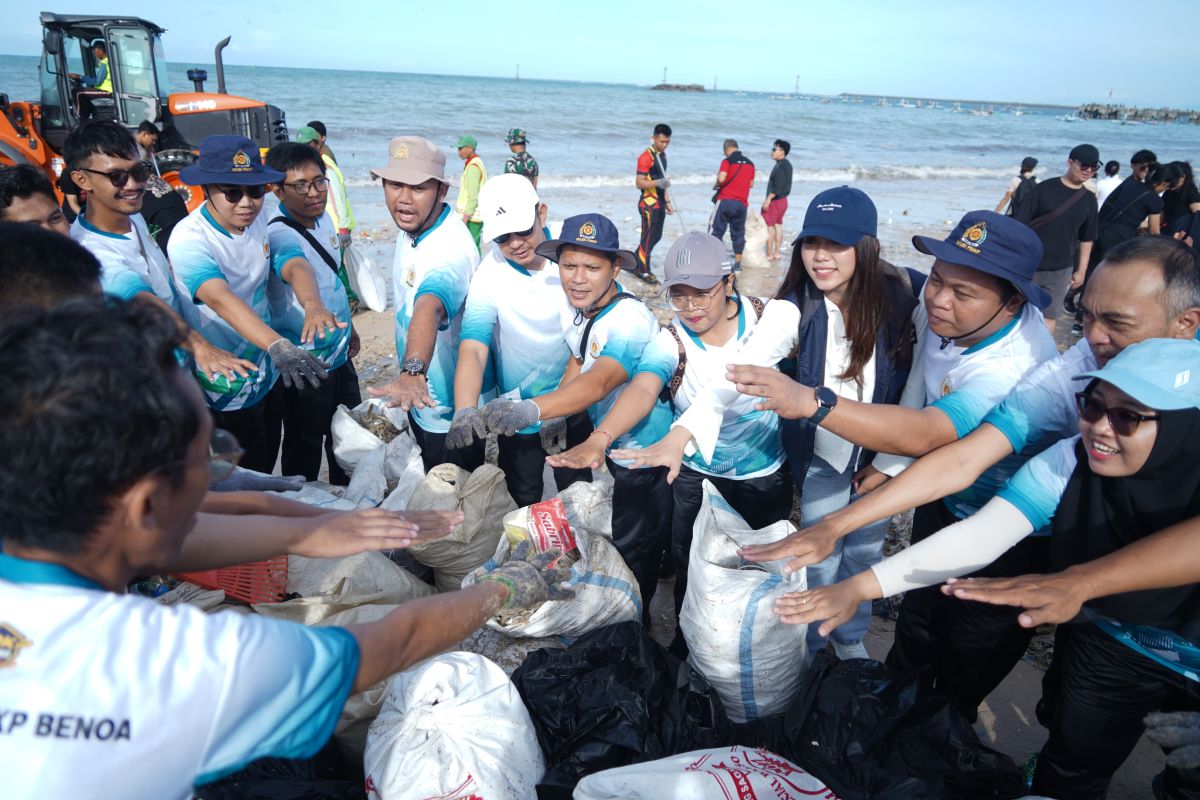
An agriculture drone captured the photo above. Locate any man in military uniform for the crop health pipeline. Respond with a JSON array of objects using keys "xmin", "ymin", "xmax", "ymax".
[{"xmin": 504, "ymin": 128, "xmax": 539, "ymax": 189}]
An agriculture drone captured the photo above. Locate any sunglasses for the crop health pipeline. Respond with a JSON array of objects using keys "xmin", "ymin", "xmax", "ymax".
[
  {"xmin": 76, "ymin": 163, "xmax": 150, "ymax": 188},
  {"xmin": 1074, "ymin": 161, "xmax": 1101, "ymax": 172},
  {"xmin": 493, "ymin": 223, "xmax": 536, "ymax": 245},
  {"xmin": 1074, "ymin": 392, "xmax": 1161, "ymax": 436},
  {"xmin": 213, "ymin": 184, "xmax": 267, "ymax": 204}
]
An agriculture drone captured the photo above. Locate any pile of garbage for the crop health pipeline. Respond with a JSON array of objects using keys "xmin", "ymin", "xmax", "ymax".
[{"xmin": 166, "ymin": 400, "xmax": 1024, "ymax": 799}]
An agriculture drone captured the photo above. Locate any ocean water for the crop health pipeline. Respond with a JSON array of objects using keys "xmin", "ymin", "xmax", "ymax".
[{"xmin": 4, "ymin": 54, "xmax": 1198, "ymax": 265}]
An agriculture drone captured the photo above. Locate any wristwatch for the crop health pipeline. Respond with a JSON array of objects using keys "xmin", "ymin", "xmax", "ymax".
[
  {"xmin": 810, "ymin": 386, "xmax": 839, "ymax": 425},
  {"xmin": 402, "ymin": 357, "xmax": 427, "ymax": 377}
]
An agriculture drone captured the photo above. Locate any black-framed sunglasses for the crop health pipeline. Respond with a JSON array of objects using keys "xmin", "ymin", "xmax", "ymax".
[
  {"xmin": 1074, "ymin": 392, "xmax": 1161, "ymax": 436},
  {"xmin": 76, "ymin": 163, "xmax": 150, "ymax": 188},
  {"xmin": 492, "ymin": 204, "xmax": 542, "ymax": 245},
  {"xmin": 1074, "ymin": 160, "xmax": 1101, "ymax": 172},
  {"xmin": 213, "ymin": 184, "xmax": 267, "ymax": 204}
]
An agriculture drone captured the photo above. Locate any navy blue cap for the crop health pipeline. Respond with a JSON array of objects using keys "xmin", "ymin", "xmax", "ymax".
[
  {"xmin": 913, "ymin": 210, "xmax": 1051, "ymax": 310},
  {"xmin": 535, "ymin": 213, "xmax": 637, "ymax": 270},
  {"xmin": 179, "ymin": 135, "xmax": 285, "ymax": 186},
  {"xmin": 794, "ymin": 186, "xmax": 877, "ymax": 246}
]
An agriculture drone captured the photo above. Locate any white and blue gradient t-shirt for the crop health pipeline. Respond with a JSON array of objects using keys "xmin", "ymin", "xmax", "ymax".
[
  {"xmin": 71, "ymin": 213, "xmax": 177, "ymax": 309},
  {"xmin": 636, "ymin": 297, "xmax": 783, "ymax": 479},
  {"xmin": 0, "ymin": 555, "xmax": 359, "ymax": 799},
  {"xmin": 169, "ymin": 205, "xmax": 299, "ymax": 411},
  {"xmin": 391, "ymin": 203, "xmax": 480, "ymax": 433},
  {"xmin": 265, "ymin": 203, "xmax": 352, "ymax": 371},
  {"xmin": 459, "ymin": 224, "xmax": 567, "ymax": 434},
  {"xmin": 561, "ymin": 287, "xmax": 672, "ymax": 464}
]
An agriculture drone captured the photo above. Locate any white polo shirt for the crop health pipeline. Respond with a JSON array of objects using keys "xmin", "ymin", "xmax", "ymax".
[
  {"xmin": 391, "ymin": 203, "xmax": 480, "ymax": 434},
  {"xmin": 459, "ymin": 224, "xmax": 567, "ymax": 434},
  {"xmin": 169, "ymin": 205, "xmax": 301, "ymax": 411},
  {"xmin": 636, "ymin": 297, "xmax": 783, "ymax": 479},
  {"xmin": 0, "ymin": 554, "xmax": 358, "ymax": 799},
  {"xmin": 265, "ymin": 203, "xmax": 353, "ymax": 371},
  {"xmin": 71, "ymin": 213, "xmax": 177, "ymax": 309}
]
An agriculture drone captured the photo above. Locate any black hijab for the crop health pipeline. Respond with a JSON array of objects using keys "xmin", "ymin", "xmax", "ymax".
[{"xmin": 1050, "ymin": 397, "xmax": 1200, "ymax": 640}]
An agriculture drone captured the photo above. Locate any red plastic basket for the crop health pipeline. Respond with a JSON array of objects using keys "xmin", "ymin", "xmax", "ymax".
[{"xmin": 177, "ymin": 555, "xmax": 289, "ymax": 604}]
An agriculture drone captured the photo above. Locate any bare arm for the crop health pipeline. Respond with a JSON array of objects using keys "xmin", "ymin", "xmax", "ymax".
[
  {"xmin": 368, "ymin": 293, "xmax": 446, "ymax": 410},
  {"xmin": 814, "ymin": 395, "xmax": 960, "ymax": 457},
  {"xmin": 713, "ymin": 170, "xmax": 728, "ymax": 190},
  {"xmin": 1147, "ymin": 213, "xmax": 1162, "ymax": 236},
  {"xmin": 1072, "ymin": 241, "xmax": 1094, "ymax": 288},
  {"xmin": 548, "ymin": 372, "xmax": 663, "ymax": 471},
  {"xmin": 134, "ymin": 291, "xmax": 257, "ymax": 378},
  {"xmin": 195, "ymin": 278, "xmax": 283, "ymax": 351},
  {"xmin": 531, "ymin": 356, "xmax": 629, "ymax": 420},
  {"xmin": 279, "ymin": 257, "xmax": 344, "ymax": 344},
  {"xmin": 995, "ymin": 190, "xmax": 1014, "ymax": 213},
  {"xmin": 453, "ymin": 339, "xmax": 489, "ymax": 411},
  {"xmin": 635, "ymin": 173, "xmax": 656, "ymax": 191},
  {"xmin": 200, "ymin": 490, "xmax": 327, "ymax": 517}
]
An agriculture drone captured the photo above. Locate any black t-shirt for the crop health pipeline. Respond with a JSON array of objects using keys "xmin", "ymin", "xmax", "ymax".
[
  {"xmin": 1169, "ymin": 213, "xmax": 1200, "ymax": 257},
  {"xmin": 1099, "ymin": 176, "xmax": 1165, "ymax": 244},
  {"xmin": 1163, "ymin": 183, "xmax": 1200, "ymax": 227},
  {"xmin": 1015, "ymin": 177, "xmax": 1099, "ymax": 270},
  {"xmin": 766, "ymin": 159, "xmax": 793, "ymax": 199}
]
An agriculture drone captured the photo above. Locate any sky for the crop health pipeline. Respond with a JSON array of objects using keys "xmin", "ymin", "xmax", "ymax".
[{"xmin": 3, "ymin": 1, "xmax": 1197, "ymax": 107}]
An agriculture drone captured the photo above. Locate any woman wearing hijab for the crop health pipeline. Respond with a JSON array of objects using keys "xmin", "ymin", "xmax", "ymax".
[{"xmin": 777, "ymin": 337, "xmax": 1200, "ymax": 799}]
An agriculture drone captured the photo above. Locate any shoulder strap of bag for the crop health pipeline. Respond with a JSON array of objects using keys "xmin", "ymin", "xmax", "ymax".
[
  {"xmin": 1028, "ymin": 187, "xmax": 1090, "ymax": 231},
  {"xmin": 1101, "ymin": 183, "xmax": 1154, "ymax": 224},
  {"xmin": 659, "ymin": 323, "xmax": 687, "ymax": 403},
  {"xmin": 748, "ymin": 295, "xmax": 765, "ymax": 320},
  {"xmin": 580, "ymin": 292, "xmax": 637, "ymax": 361},
  {"xmin": 270, "ymin": 215, "xmax": 340, "ymax": 275}
]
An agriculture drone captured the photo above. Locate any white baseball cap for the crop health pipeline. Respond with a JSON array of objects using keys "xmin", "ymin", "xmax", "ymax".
[{"xmin": 478, "ymin": 173, "xmax": 541, "ymax": 242}]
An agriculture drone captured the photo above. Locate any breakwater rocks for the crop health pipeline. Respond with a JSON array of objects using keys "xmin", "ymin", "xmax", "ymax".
[{"xmin": 1075, "ymin": 104, "xmax": 1200, "ymax": 124}]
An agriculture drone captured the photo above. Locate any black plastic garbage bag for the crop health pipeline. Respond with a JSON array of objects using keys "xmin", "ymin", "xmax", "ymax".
[
  {"xmin": 747, "ymin": 650, "xmax": 1025, "ymax": 800},
  {"xmin": 512, "ymin": 621, "xmax": 734, "ymax": 796},
  {"xmin": 194, "ymin": 740, "xmax": 365, "ymax": 800}
]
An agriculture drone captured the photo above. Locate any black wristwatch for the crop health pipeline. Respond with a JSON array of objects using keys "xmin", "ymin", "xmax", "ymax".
[
  {"xmin": 402, "ymin": 357, "xmax": 427, "ymax": 377},
  {"xmin": 810, "ymin": 386, "xmax": 839, "ymax": 425}
]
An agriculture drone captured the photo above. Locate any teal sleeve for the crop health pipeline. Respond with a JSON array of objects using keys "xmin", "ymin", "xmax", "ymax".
[
  {"xmin": 598, "ymin": 334, "xmax": 651, "ymax": 381},
  {"xmin": 270, "ymin": 242, "xmax": 306, "ymax": 277},
  {"xmin": 171, "ymin": 238, "xmax": 225, "ymax": 301},
  {"xmin": 415, "ymin": 267, "xmax": 468, "ymax": 331},
  {"xmin": 994, "ymin": 438, "xmax": 1077, "ymax": 530},
  {"xmin": 634, "ymin": 333, "xmax": 679, "ymax": 384},
  {"xmin": 101, "ymin": 269, "xmax": 153, "ymax": 301},
  {"xmin": 459, "ymin": 290, "xmax": 499, "ymax": 347},
  {"xmin": 930, "ymin": 384, "xmax": 998, "ymax": 438},
  {"xmin": 195, "ymin": 623, "xmax": 360, "ymax": 785}
]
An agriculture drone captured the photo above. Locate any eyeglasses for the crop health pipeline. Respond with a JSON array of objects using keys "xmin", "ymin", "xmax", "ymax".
[
  {"xmin": 76, "ymin": 163, "xmax": 150, "ymax": 188},
  {"xmin": 667, "ymin": 283, "xmax": 724, "ymax": 311},
  {"xmin": 213, "ymin": 184, "xmax": 267, "ymax": 204},
  {"xmin": 1074, "ymin": 392, "xmax": 1161, "ymax": 436},
  {"xmin": 283, "ymin": 177, "xmax": 330, "ymax": 195}
]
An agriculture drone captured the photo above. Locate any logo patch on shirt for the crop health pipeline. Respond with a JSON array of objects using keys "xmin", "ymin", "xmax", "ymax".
[
  {"xmin": 329, "ymin": 233, "xmax": 338, "ymax": 249},
  {"xmin": 393, "ymin": 142, "xmax": 409, "ymax": 160},
  {"xmin": 0, "ymin": 623, "xmax": 32, "ymax": 669},
  {"xmin": 231, "ymin": 150, "xmax": 253, "ymax": 172},
  {"xmin": 406, "ymin": 268, "xmax": 416, "ymax": 288},
  {"xmin": 956, "ymin": 221, "xmax": 987, "ymax": 254},
  {"xmin": 589, "ymin": 337, "xmax": 600, "ymax": 358},
  {"xmin": 262, "ymin": 241, "xmax": 270, "ymax": 259},
  {"xmin": 941, "ymin": 378, "xmax": 953, "ymax": 397}
]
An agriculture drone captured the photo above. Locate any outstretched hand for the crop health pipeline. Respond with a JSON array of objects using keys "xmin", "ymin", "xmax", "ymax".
[
  {"xmin": 737, "ymin": 521, "xmax": 840, "ymax": 574},
  {"xmin": 940, "ymin": 568, "xmax": 1097, "ymax": 628},
  {"xmin": 727, "ymin": 365, "xmax": 818, "ymax": 419},
  {"xmin": 609, "ymin": 426, "xmax": 691, "ymax": 483},
  {"xmin": 478, "ymin": 541, "xmax": 576, "ymax": 610},
  {"xmin": 288, "ymin": 508, "xmax": 465, "ymax": 558},
  {"xmin": 773, "ymin": 572, "xmax": 879, "ymax": 636}
]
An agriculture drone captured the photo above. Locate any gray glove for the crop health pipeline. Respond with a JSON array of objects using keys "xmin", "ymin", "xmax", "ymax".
[
  {"xmin": 338, "ymin": 231, "xmax": 352, "ymax": 249},
  {"xmin": 268, "ymin": 338, "xmax": 328, "ymax": 390},
  {"xmin": 447, "ymin": 406, "xmax": 488, "ymax": 450},
  {"xmin": 539, "ymin": 416, "xmax": 568, "ymax": 455},
  {"xmin": 1145, "ymin": 711, "xmax": 1200, "ymax": 769},
  {"xmin": 653, "ymin": 177, "xmax": 671, "ymax": 189},
  {"xmin": 478, "ymin": 540, "xmax": 575, "ymax": 609},
  {"xmin": 481, "ymin": 398, "xmax": 540, "ymax": 436},
  {"xmin": 210, "ymin": 465, "xmax": 305, "ymax": 492}
]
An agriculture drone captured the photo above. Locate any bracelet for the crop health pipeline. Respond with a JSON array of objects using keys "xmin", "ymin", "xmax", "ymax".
[{"xmin": 592, "ymin": 429, "xmax": 613, "ymax": 447}]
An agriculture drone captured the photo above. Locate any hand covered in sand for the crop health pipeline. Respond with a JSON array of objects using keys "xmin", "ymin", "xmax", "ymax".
[
  {"xmin": 738, "ymin": 521, "xmax": 840, "ymax": 574},
  {"xmin": 479, "ymin": 541, "xmax": 575, "ymax": 610},
  {"xmin": 727, "ymin": 365, "xmax": 818, "ymax": 419},
  {"xmin": 940, "ymin": 568, "xmax": 1096, "ymax": 628},
  {"xmin": 773, "ymin": 571, "xmax": 882, "ymax": 636},
  {"xmin": 369, "ymin": 373, "xmax": 434, "ymax": 411},
  {"xmin": 609, "ymin": 426, "xmax": 692, "ymax": 483},
  {"xmin": 288, "ymin": 508, "xmax": 465, "ymax": 558}
]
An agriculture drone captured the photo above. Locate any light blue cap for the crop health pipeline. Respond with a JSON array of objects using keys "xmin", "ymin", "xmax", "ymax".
[{"xmin": 1075, "ymin": 338, "xmax": 1200, "ymax": 411}]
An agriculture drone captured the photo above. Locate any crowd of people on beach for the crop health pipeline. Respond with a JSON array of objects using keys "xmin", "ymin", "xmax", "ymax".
[{"xmin": 1, "ymin": 114, "xmax": 1200, "ymax": 800}]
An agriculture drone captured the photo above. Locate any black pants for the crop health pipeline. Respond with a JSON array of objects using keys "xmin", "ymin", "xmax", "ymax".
[
  {"xmin": 273, "ymin": 360, "xmax": 362, "ymax": 485},
  {"xmin": 635, "ymin": 201, "xmax": 665, "ymax": 274},
  {"xmin": 885, "ymin": 500, "xmax": 1050, "ymax": 722},
  {"xmin": 710, "ymin": 198, "xmax": 748, "ymax": 255},
  {"xmin": 496, "ymin": 412, "xmax": 594, "ymax": 507},
  {"xmin": 211, "ymin": 382, "xmax": 284, "ymax": 475},
  {"xmin": 670, "ymin": 465, "xmax": 794, "ymax": 616},
  {"xmin": 607, "ymin": 457, "xmax": 673, "ymax": 619},
  {"xmin": 409, "ymin": 411, "xmax": 485, "ymax": 475},
  {"xmin": 1033, "ymin": 623, "xmax": 1200, "ymax": 799}
]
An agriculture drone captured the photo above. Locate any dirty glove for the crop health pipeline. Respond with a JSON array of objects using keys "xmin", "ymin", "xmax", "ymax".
[
  {"xmin": 268, "ymin": 338, "xmax": 328, "ymax": 390},
  {"xmin": 478, "ymin": 541, "xmax": 575, "ymax": 609},
  {"xmin": 447, "ymin": 407, "xmax": 488, "ymax": 450},
  {"xmin": 481, "ymin": 398, "xmax": 540, "ymax": 437},
  {"xmin": 653, "ymin": 177, "xmax": 671, "ymax": 189},
  {"xmin": 210, "ymin": 466, "xmax": 305, "ymax": 492},
  {"xmin": 337, "ymin": 229, "xmax": 352, "ymax": 249},
  {"xmin": 539, "ymin": 416, "xmax": 568, "ymax": 455},
  {"xmin": 1145, "ymin": 712, "xmax": 1200, "ymax": 769}
]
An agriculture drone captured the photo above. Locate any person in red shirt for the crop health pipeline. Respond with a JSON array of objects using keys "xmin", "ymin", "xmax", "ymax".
[
  {"xmin": 710, "ymin": 139, "xmax": 755, "ymax": 269},
  {"xmin": 633, "ymin": 123, "xmax": 674, "ymax": 284}
]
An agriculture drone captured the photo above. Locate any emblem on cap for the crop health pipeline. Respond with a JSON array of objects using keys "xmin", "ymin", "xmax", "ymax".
[
  {"xmin": 675, "ymin": 248, "xmax": 692, "ymax": 268},
  {"xmin": 1176, "ymin": 369, "xmax": 1192, "ymax": 389},
  {"xmin": 956, "ymin": 221, "xmax": 987, "ymax": 255},
  {"xmin": 393, "ymin": 143, "xmax": 409, "ymax": 160},
  {"xmin": 231, "ymin": 150, "xmax": 252, "ymax": 172},
  {"xmin": 577, "ymin": 221, "xmax": 597, "ymax": 242},
  {"xmin": 0, "ymin": 623, "xmax": 32, "ymax": 669}
]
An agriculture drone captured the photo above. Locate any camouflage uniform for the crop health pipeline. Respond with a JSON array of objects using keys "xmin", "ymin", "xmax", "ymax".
[{"xmin": 504, "ymin": 151, "xmax": 539, "ymax": 183}]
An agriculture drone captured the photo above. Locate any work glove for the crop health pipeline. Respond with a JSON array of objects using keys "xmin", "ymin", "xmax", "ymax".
[
  {"xmin": 481, "ymin": 398, "xmax": 540, "ymax": 436},
  {"xmin": 446, "ymin": 407, "xmax": 488, "ymax": 450},
  {"xmin": 210, "ymin": 466, "xmax": 305, "ymax": 492},
  {"xmin": 268, "ymin": 338, "xmax": 328, "ymax": 390},
  {"xmin": 653, "ymin": 177, "xmax": 671, "ymax": 189},
  {"xmin": 1145, "ymin": 711, "xmax": 1200, "ymax": 769},
  {"xmin": 338, "ymin": 229, "xmax": 352, "ymax": 250},
  {"xmin": 478, "ymin": 540, "xmax": 575, "ymax": 610},
  {"xmin": 539, "ymin": 416, "xmax": 568, "ymax": 455}
]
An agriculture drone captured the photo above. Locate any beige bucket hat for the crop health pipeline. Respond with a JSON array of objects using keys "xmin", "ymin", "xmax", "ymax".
[{"xmin": 370, "ymin": 136, "xmax": 447, "ymax": 185}]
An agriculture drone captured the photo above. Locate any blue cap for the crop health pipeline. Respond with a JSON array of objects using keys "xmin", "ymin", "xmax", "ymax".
[
  {"xmin": 913, "ymin": 210, "xmax": 1051, "ymax": 310},
  {"xmin": 794, "ymin": 186, "xmax": 877, "ymax": 246},
  {"xmin": 1074, "ymin": 338, "xmax": 1200, "ymax": 411},
  {"xmin": 535, "ymin": 213, "xmax": 637, "ymax": 270},
  {"xmin": 179, "ymin": 135, "xmax": 285, "ymax": 186}
]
